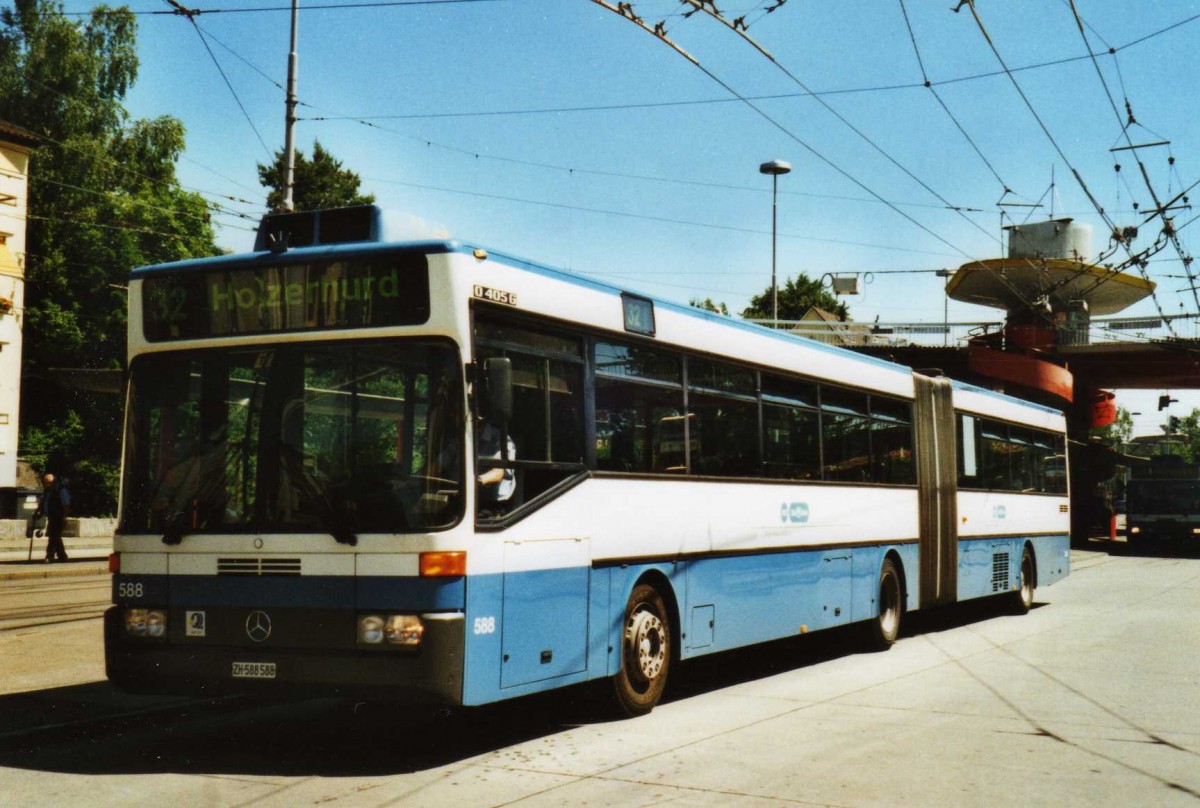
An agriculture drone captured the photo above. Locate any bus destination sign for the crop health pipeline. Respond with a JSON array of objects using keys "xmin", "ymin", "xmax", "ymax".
[{"xmin": 142, "ymin": 254, "xmax": 430, "ymax": 341}]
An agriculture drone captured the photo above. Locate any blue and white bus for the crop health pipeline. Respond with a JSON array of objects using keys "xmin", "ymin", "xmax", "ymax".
[{"xmin": 106, "ymin": 205, "xmax": 1071, "ymax": 715}]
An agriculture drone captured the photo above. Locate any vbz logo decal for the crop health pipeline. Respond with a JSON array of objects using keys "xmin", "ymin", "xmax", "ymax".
[
  {"xmin": 780, "ymin": 502, "xmax": 810, "ymax": 524},
  {"xmin": 993, "ymin": 504, "xmax": 1007, "ymax": 520}
]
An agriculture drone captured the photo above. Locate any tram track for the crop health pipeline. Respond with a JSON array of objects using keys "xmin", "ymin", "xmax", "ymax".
[{"xmin": 0, "ymin": 612, "xmax": 107, "ymax": 632}]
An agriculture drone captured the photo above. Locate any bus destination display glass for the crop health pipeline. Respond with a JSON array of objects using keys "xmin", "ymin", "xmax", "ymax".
[{"xmin": 142, "ymin": 253, "xmax": 430, "ymax": 340}]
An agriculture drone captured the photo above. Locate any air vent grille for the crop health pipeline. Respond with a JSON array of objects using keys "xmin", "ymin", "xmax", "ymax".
[
  {"xmin": 217, "ymin": 557, "xmax": 302, "ymax": 576},
  {"xmin": 1059, "ymin": 504, "xmax": 1070, "ymax": 513},
  {"xmin": 992, "ymin": 553, "xmax": 1010, "ymax": 592}
]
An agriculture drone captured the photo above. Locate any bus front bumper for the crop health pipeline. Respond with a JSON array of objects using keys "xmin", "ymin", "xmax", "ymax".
[
  {"xmin": 104, "ymin": 607, "xmax": 465, "ymax": 704},
  {"xmin": 1128, "ymin": 522, "xmax": 1200, "ymax": 543}
]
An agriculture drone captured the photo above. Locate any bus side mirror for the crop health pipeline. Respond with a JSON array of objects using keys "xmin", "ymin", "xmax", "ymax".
[{"xmin": 483, "ymin": 357, "xmax": 513, "ymax": 425}]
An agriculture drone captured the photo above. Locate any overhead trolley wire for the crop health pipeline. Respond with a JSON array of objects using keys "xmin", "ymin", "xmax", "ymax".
[
  {"xmin": 1, "ymin": 115, "xmax": 260, "ymax": 227},
  {"xmin": 2, "ymin": 74, "xmax": 265, "ymax": 215},
  {"xmin": 194, "ymin": 19, "xmax": 289, "ymax": 96},
  {"xmin": 1064, "ymin": 0, "xmax": 1199, "ymax": 317},
  {"xmin": 61, "ymin": 0, "xmax": 501, "ymax": 16},
  {"xmin": 582, "ymin": 1, "xmax": 1084, "ymax": 337},
  {"xmin": 639, "ymin": 0, "xmax": 1062, "ymax": 327},
  {"xmin": 590, "ymin": 1, "xmax": 993, "ymax": 270},
  {"xmin": 960, "ymin": 0, "xmax": 1180, "ymax": 338},
  {"xmin": 310, "ymin": 9, "xmax": 1200, "ymax": 120},
  {"xmin": 897, "ymin": 0, "xmax": 1011, "ymax": 195},
  {"xmin": 165, "ymin": 1, "xmax": 273, "ymax": 158},
  {"xmin": 27, "ymin": 174, "xmax": 255, "ymax": 230},
  {"xmin": 364, "ymin": 174, "xmax": 957, "ymax": 257},
  {"xmin": 677, "ymin": 0, "xmax": 995, "ymax": 236}
]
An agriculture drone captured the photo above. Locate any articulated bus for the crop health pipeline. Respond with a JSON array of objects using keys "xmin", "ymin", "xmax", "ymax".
[{"xmin": 106, "ymin": 205, "xmax": 1071, "ymax": 715}]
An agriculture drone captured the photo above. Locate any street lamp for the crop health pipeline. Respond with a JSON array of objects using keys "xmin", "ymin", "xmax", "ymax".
[
  {"xmin": 760, "ymin": 160, "xmax": 792, "ymax": 327},
  {"xmin": 935, "ymin": 268, "xmax": 954, "ymax": 346}
]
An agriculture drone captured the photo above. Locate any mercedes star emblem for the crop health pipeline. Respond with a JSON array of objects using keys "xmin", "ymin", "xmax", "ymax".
[{"xmin": 245, "ymin": 610, "xmax": 272, "ymax": 642}]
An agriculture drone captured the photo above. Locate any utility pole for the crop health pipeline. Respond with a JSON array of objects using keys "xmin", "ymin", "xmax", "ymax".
[{"xmin": 282, "ymin": 0, "xmax": 299, "ymax": 212}]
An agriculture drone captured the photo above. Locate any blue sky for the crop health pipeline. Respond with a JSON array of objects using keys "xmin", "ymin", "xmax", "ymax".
[{"xmin": 42, "ymin": 0, "xmax": 1200, "ymax": 435}]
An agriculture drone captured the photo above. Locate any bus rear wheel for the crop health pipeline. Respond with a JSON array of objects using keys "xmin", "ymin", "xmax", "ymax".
[
  {"xmin": 1010, "ymin": 546, "xmax": 1035, "ymax": 615},
  {"xmin": 867, "ymin": 558, "xmax": 902, "ymax": 650},
  {"xmin": 612, "ymin": 584, "xmax": 671, "ymax": 717}
]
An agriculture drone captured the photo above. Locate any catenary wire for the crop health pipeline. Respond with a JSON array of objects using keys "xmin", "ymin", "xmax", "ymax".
[
  {"xmin": 1064, "ymin": 0, "xmax": 1198, "ymax": 315},
  {"xmin": 675, "ymin": 0, "xmax": 1000, "ymax": 246},
  {"xmin": 167, "ymin": 2, "xmax": 273, "ymax": 157},
  {"xmin": 363, "ymin": 174, "xmax": 958, "ymax": 257},
  {"xmin": 961, "ymin": 0, "xmax": 1180, "ymax": 337}
]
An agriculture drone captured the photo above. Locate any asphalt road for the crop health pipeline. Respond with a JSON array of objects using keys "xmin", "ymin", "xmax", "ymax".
[{"xmin": 0, "ymin": 545, "xmax": 1197, "ymax": 807}]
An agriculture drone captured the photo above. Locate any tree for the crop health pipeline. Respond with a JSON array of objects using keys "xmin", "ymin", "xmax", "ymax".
[
  {"xmin": 257, "ymin": 140, "xmax": 375, "ymax": 212},
  {"xmin": 1167, "ymin": 409, "xmax": 1200, "ymax": 463},
  {"xmin": 689, "ymin": 297, "xmax": 729, "ymax": 316},
  {"xmin": 1, "ymin": 0, "xmax": 218, "ymax": 514},
  {"xmin": 1089, "ymin": 406, "xmax": 1133, "ymax": 448},
  {"xmin": 741, "ymin": 272, "xmax": 848, "ymax": 322}
]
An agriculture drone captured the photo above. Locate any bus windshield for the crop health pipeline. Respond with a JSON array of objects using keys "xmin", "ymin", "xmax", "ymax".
[{"xmin": 120, "ymin": 339, "xmax": 463, "ymax": 537}]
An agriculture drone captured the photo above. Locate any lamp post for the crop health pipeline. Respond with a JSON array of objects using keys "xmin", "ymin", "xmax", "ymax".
[
  {"xmin": 760, "ymin": 160, "xmax": 792, "ymax": 327},
  {"xmin": 935, "ymin": 268, "xmax": 954, "ymax": 346}
]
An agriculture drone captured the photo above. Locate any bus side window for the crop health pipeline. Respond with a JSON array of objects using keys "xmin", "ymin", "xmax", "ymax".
[
  {"xmin": 594, "ymin": 341, "xmax": 683, "ymax": 474},
  {"xmin": 821, "ymin": 387, "xmax": 870, "ymax": 483},
  {"xmin": 959, "ymin": 414, "xmax": 979, "ymax": 487},
  {"xmin": 979, "ymin": 421, "xmax": 1011, "ymax": 490},
  {"xmin": 762, "ymin": 374, "xmax": 820, "ymax": 480},
  {"xmin": 870, "ymin": 397, "xmax": 914, "ymax": 485},
  {"xmin": 473, "ymin": 320, "xmax": 587, "ymax": 510},
  {"xmin": 688, "ymin": 358, "xmax": 758, "ymax": 477}
]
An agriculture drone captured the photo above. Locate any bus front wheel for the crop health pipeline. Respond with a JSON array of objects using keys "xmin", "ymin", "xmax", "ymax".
[
  {"xmin": 1010, "ymin": 546, "xmax": 1035, "ymax": 615},
  {"xmin": 613, "ymin": 584, "xmax": 671, "ymax": 717},
  {"xmin": 867, "ymin": 558, "xmax": 902, "ymax": 650}
]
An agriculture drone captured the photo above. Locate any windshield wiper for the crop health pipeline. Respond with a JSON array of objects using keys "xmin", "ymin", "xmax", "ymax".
[
  {"xmin": 160, "ymin": 443, "xmax": 247, "ymax": 545},
  {"xmin": 277, "ymin": 447, "xmax": 360, "ymax": 546},
  {"xmin": 162, "ymin": 512, "xmax": 187, "ymax": 546}
]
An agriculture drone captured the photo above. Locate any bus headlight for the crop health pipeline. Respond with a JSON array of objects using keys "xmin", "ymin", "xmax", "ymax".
[
  {"xmin": 358, "ymin": 615, "xmax": 385, "ymax": 645},
  {"xmin": 385, "ymin": 615, "xmax": 423, "ymax": 646},
  {"xmin": 146, "ymin": 610, "xmax": 167, "ymax": 638},
  {"xmin": 125, "ymin": 608, "xmax": 167, "ymax": 638},
  {"xmin": 1130, "ymin": 526, "xmax": 1140, "ymax": 535},
  {"xmin": 358, "ymin": 614, "xmax": 423, "ymax": 647}
]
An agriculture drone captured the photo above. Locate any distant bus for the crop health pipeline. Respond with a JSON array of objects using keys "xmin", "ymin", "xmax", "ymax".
[
  {"xmin": 106, "ymin": 205, "xmax": 1071, "ymax": 715},
  {"xmin": 1127, "ymin": 455, "xmax": 1200, "ymax": 546}
]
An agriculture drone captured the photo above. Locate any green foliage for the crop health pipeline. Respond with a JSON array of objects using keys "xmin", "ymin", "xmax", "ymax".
[
  {"xmin": 2, "ymin": 0, "xmax": 218, "ymax": 514},
  {"xmin": 1089, "ymin": 406, "xmax": 1134, "ymax": 449},
  {"xmin": 741, "ymin": 273, "xmax": 848, "ymax": 322},
  {"xmin": 66, "ymin": 458, "xmax": 120, "ymax": 516},
  {"xmin": 1167, "ymin": 409, "xmax": 1200, "ymax": 463},
  {"xmin": 689, "ymin": 297, "xmax": 729, "ymax": 315},
  {"xmin": 257, "ymin": 140, "xmax": 375, "ymax": 212}
]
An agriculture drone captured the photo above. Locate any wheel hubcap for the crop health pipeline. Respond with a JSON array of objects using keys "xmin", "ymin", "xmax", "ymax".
[{"xmin": 627, "ymin": 608, "xmax": 666, "ymax": 682}]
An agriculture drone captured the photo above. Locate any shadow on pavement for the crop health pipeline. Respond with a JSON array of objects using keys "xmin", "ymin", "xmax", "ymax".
[
  {"xmin": 0, "ymin": 683, "xmax": 606, "ymax": 777},
  {"xmin": 0, "ymin": 591, "xmax": 1037, "ymax": 778}
]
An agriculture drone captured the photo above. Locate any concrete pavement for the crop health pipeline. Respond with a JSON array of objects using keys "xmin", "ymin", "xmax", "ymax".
[{"xmin": 0, "ymin": 536, "xmax": 110, "ymax": 580}]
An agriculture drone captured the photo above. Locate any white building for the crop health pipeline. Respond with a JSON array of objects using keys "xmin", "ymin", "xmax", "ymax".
[{"xmin": 0, "ymin": 122, "xmax": 38, "ymax": 518}]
